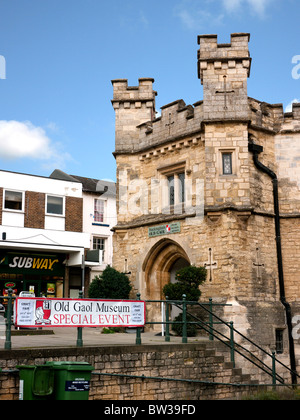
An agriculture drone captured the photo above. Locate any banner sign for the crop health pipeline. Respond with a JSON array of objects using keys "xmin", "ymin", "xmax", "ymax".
[{"xmin": 14, "ymin": 298, "xmax": 146, "ymax": 328}]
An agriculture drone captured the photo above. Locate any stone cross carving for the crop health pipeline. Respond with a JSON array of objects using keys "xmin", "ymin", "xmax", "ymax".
[
  {"xmin": 253, "ymin": 247, "xmax": 264, "ymax": 279},
  {"xmin": 165, "ymin": 113, "xmax": 174, "ymax": 135},
  {"xmin": 204, "ymin": 248, "xmax": 217, "ymax": 282},
  {"xmin": 215, "ymin": 76, "xmax": 234, "ymax": 110}
]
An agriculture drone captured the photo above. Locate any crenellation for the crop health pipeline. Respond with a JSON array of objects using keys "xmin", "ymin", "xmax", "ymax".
[{"xmin": 112, "ymin": 35, "xmax": 300, "ymax": 362}]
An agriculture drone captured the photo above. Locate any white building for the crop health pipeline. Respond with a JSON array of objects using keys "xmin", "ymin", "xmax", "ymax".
[
  {"xmin": 0, "ymin": 169, "xmax": 90, "ymax": 298},
  {"xmin": 50, "ymin": 170, "xmax": 117, "ymax": 283}
]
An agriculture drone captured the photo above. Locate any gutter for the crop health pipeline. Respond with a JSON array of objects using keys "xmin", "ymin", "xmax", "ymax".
[{"xmin": 248, "ymin": 140, "xmax": 297, "ymax": 385}]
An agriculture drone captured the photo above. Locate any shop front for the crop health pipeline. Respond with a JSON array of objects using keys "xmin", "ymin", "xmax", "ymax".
[{"xmin": 0, "ymin": 251, "xmax": 65, "ymax": 298}]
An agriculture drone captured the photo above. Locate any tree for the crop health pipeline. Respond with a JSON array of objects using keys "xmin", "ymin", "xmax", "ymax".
[
  {"xmin": 163, "ymin": 265, "xmax": 206, "ymax": 302},
  {"xmin": 162, "ymin": 265, "xmax": 207, "ymax": 337},
  {"xmin": 88, "ymin": 265, "xmax": 132, "ymax": 299}
]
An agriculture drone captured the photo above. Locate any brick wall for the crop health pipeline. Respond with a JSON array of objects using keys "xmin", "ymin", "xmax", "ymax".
[
  {"xmin": 24, "ymin": 191, "xmax": 45, "ymax": 229},
  {"xmin": 0, "ymin": 343, "xmax": 262, "ymax": 401},
  {"xmin": 65, "ymin": 196, "xmax": 83, "ymax": 232}
]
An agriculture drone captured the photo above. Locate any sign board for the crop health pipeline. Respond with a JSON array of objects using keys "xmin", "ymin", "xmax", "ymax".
[
  {"xmin": 14, "ymin": 298, "xmax": 146, "ymax": 328},
  {"xmin": 148, "ymin": 222, "xmax": 181, "ymax": 238},
  {"xmin": 0, "ymin": 252, "xmax": 65, "ymax": 276}
]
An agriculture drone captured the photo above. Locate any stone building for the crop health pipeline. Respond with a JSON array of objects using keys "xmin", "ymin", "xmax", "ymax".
[{"xmin": 111, "ymin": 33, "xmax": 300, "ymax": 374}]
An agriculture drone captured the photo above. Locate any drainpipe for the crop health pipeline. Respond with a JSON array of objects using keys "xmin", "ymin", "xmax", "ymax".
[{"xmin": 248, "ymin": 140, "xmax": 297, "ymax": 385}]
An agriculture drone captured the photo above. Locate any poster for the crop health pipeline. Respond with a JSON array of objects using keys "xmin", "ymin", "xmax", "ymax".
[{"xmin": 14, "ymin": 297, "xmax": 146, "ymax": 328}]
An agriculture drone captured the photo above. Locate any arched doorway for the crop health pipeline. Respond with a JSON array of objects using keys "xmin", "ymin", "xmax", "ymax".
[{"xmin": 142, "ymin": 239, "xmax": 190, "ymax": 327}]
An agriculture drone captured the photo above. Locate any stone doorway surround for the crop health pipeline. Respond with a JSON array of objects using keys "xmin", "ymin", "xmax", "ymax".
[{"xmin": 142, "ymin": 238, "xmax": 190, "ymax": 328}]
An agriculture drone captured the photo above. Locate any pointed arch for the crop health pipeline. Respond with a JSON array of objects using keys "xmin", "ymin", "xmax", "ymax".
[{"xmin": 142, "ymin": 238, "xmax": 190, "ymax": 301}]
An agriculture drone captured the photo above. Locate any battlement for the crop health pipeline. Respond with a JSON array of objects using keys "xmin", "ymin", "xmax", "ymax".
[
  {"xmin": 249, "ymin": 99, "xmax": 300, "ymax": 132},
  {"xmin": 112, "ymin": 78, "xmax": 156, "ymax": 105},
  {"xmin": 197, "ymin": 33, "xmax": 251, "ymax": 121},
  {"xmin": 198, "ymin": 33, "xmax": 251, "ymax": 81},
  {"xmin": 112, "ymin": 78, "xmax": 157, "ymax": 153}
]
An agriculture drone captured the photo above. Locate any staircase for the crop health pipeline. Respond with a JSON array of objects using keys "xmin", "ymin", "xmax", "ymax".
[{"xmin": 168, "ymin": 298, "xmax": 300, "ymax": 387}]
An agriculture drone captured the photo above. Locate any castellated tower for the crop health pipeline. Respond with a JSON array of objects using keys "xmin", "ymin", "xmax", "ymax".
[
  {"xmin": 111, "ymin": 33, "xmax": 300, "ymax": 374},
  {"xmin": 111, "ymin": 78, "xmax": 156, "ymax": 153},
  {"xmin": 198, "ymin": 33, "xmax": 251, "ymax": 121},
  {"xmin": 198, "ymin": 33, "xmax": 252, "ymax": 209}
]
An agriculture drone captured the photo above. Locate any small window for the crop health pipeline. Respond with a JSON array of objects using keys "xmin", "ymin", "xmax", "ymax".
[
  {"xmin": 275, "ymin": 329, "xmax": 284, "ymax": 354},
  {"xmin": 178, "ymin": 172, "xmax": 185, "ymax": 203},
  {"xmin": 4, "ymin": 190, "xmax": 23, "ymax": 211},
  {"xmin": 222, "ymin": 153, "xmax": 233, "ymax": 175},
  {"xmin": 93, "ymin": 237, "xmax": 105, "ymax": 261},
  {"xmin": 94, "ymin": 199, "xmax": 104, "ymax": 223},
  {"xmin": 167, "ymin": 175, "xmax": 175, "ymax": 206},
  {"xmin": 46, "ymin": 195, "xmax": 64, "ymax": 215}
]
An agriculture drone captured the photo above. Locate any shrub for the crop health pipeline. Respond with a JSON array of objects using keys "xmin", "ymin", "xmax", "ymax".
[
  {"xmin": 88, "ymin": 265, "xmax": 132, "ymax": 299},
  {"xmin": 172, "ymin": 313, "xmax": 197, "ymax": 337},
  {"xmin": 163, "ymin": 265, "xmax": 207, "ymax": 302}
]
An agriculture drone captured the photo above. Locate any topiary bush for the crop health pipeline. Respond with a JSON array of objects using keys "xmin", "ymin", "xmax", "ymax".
[
  {"xmin": 88, "ymin": 265, "xmax": 132, "ymax": 299},
  {"xmin": 163, "ymin": 265, "xmax": 207, "ymax": 302},
  {"xmin": 172, "ymin": 313, "xmax": 197, "ymax": 337}
]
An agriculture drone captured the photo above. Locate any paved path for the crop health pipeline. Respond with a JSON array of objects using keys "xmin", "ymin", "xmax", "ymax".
[{"xmin": 0, "ymin": 321, "xmax": 207, "ymax": 350}]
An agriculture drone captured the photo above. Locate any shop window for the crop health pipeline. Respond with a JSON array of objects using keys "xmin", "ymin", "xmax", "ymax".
[
  {"xmin": 46, "ymin": 195, "xmax": 64, "ymax": 216},
  {"xmin": 94, "ymin": 199, "xmax": 104, "ymax": 223},
  {"xmin": 4, "ymin": 190, "xmax": 23, "ymax": 211}
]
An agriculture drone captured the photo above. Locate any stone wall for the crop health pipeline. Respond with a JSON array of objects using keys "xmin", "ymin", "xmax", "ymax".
[{"xmin": 0, "ymin": 343, "xmax": 262, "ymax": 401}]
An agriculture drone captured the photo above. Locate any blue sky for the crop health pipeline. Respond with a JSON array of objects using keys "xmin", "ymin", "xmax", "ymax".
[{"xmin": 0, "ymin": 0, "xmax": 299, "ymax": 182}]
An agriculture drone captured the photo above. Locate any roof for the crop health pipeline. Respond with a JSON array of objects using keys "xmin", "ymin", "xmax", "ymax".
[{"xmin": 50, "ymin": 169, "xmax": 116, "ymax": 197}]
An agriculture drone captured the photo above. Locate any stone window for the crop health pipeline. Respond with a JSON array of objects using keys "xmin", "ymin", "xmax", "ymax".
[
  {"xmin": 158, "ymin": 162, "xmax": 186, "ymax": 212},
  {"xmin": 217, "ymin": 148, "xmax": 237, "ymax": 177},
  {"xmin": 275, "ymin": 329, "xmax": 284, "ymax": 354},
  {"xmin": 167, "ymin": 172, "xmax": 185, "ymax": 206},
  {"xmin": 222, "ymin": 153, "xmax": 233, "ymax": 175}
]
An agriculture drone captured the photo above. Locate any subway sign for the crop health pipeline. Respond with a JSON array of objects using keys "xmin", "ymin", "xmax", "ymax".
[{"xmin": 0, "ymin": 253, "xmax": 65, "ymax": 275}]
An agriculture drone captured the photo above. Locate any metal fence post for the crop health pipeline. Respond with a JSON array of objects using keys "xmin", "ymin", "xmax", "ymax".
[
  {"xmin": 182, "ymin": 294, "xmax": 187, "ymax": 344},
  {"xmin": 4, "ymin": 289, "xmax": 12, "ymax": 350},
  {"xmin": 76, "ymin": 290, "xmax": 83, "ymax": 347},
  {"xmin": 165, "ymin": 297, "xmax": 170, "ymax": 342},
  {"xmin": 272, "ymin": 351, "xmax": 277, "ymax": 389},
  {"xmin": 136, "ymin": 293, "xmax": 142, "ymax": 345},
  {"xmin": 229, "ymin": 321, "xmax": 235, "ymax": 368},
  {"xmin": 209, "ymin": 298, "xmax": 214, "ymax": 341}
]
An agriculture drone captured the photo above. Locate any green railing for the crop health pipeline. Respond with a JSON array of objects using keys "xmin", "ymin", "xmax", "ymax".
[
  {"xmin": 137, "ymin": 294, "xmax": 300, "ymax": 386},
  {"xmin": 2, "ymin": 289, "xmax": 300, "ymax": 386}
]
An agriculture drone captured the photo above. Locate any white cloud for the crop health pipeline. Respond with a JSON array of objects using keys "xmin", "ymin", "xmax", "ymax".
[
  {"xmin": 223, "ymin": 0, "xmax": 273, "ymax": 16},
  {"xmin": 0, "ymin": 120, "xmax": 71, "ymax": 169},
  {"xmin": 174, "ymin": 1, "xmax": 224, "ymax": 30},
  {"xmin": 285, "ymin": 99, "xmax": 300, "ymax": 113}
]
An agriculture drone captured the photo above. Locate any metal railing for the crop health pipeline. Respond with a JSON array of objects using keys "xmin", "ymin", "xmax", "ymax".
[
  {"xmin": 2, "ymin": 289, "xmax": 300, "ymax": 386},
  {"xmin": 136, "ymin": 294, "xmax": 300, "ymax": 386}
]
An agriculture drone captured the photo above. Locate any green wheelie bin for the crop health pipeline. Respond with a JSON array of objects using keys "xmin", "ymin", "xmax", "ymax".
[
  {"xmin": 17, "ymin": 365, "xmax": 55, "ymax": 400},
  {"xmin": 44, "ymin": 361, "xmax": 94, "ymax": 401}
]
